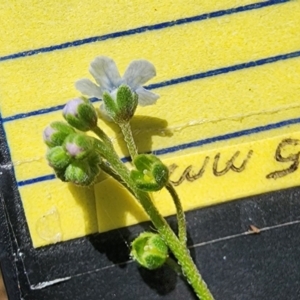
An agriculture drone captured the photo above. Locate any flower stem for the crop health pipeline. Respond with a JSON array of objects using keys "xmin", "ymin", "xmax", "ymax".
[
  {"xmin": 118, "ymin": 122, "xmax": 138, "ymax": 160},
  {"xmin": 165, "ymin": 182, "xmax": 187, "ymax": 244},
  {"xmin": 133, "ymin": 190, "xmax": 214, "ymax": 300},
  {"xmin": 98, "ymin": 160, "xmax": 135, "ymax": 195},
  {"xmin": 93, "ymin": 139, "xmax": 214, "ymax": 299},
  {"xmin": 92, "ymin": 126, "xmax": 114, "ymax": 149}
]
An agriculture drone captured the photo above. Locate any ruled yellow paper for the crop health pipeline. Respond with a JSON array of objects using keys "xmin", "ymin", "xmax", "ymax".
[{"xmin": 1, "ymin": 0, "xmax": 300, "ymax": 247}]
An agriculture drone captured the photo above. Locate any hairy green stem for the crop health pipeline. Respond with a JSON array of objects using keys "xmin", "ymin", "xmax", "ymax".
[
  {"xmin": 93, "ymin": 138, "xmax": 214, "ymax": 299},
  {"xmin": 133, "ymin": 189, "xmax": 214, "ymax": 300},
  {"xmin": 98, "ymin": 160, "xmax": 134, "ymax": 193},
  {"xmin": 165, "ymin": 182, "xmax": 187, "ymax": 244},
  {"xmin": 92, "ymin": 126, "xmax": 115, "ymax": 149},
  {"xmin": 117, "ymin": 122, "xmax": 187, "ymax": 244},
  {"xmin": 118, "ymin": 122, "xmax": 138, "ymax": 160}
]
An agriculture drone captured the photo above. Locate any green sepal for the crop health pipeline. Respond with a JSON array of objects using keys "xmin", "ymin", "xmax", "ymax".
[
  {"xmin": 116, "ymin": 84, "xmax": 138, "ymax": 122},
  {"xmin": 44, "ymin": 121, "xmax": 75, "ymax": 148},
  {"xmin": 130, "ymin": 154, "xmax": 169, "ymax": 191},
  {"xmin": 102, "ymin": 92, "xmax": 118, "ymax": 120},
  {"xmin": 46, "ymin": 146, "xmax": 71, "ymax": 169},
  {"xmin": 77, "ymin": 99, "xmax": 98, "ymax": 129},
  {"xmin": 102, "ymin": 85, "xmax": 138, "ymax": 123},
  {"xmin": 131, "ymin": 232, "xmax": 168, "ymax": 270}
]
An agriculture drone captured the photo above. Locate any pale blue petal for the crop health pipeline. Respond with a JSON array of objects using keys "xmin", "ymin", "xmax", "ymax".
[
  {"xmin": 75, "ymin": 79, "xmax": 103, "ymax": 98},
  {"xmin": 123, "ymin": 60, "xmax": 156, "ymax": 90},
  {"xmin": 89, "ymin": 56, "xmax": 121, "ymax": 91},
  {"xmin": 136, "ymin": 87, "xmax": 159, "ymax": 106}
]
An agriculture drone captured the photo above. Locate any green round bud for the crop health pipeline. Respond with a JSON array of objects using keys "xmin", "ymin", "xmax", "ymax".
[
  {"xmin": 43, "ymin": 121, "xmax": 75, "ymax": 148},
  {"xmin": 63, "ymin": 98, "xmax": 97, "ymax": 131},
  {"xmin": 65, "ymin": 161, "xmax": 95, "ymax": 186},
  {"xmin": 131, "ymin": 232, "xmax": 168, "ymax": 270},
  {"xmin": 63, "ymin": 133, "xmax": 94, "ymax": 160},
  {"xmin": 46, "ymin": 146, "xmax": 71, "ymax": 169},
  {"xmin": 130, "ymin": 154, "xmax": 169, "ymax": 191}
]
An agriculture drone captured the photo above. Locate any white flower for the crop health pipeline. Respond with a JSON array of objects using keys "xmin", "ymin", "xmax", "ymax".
[{"xmin": 75, "ymin": 56, "xmax": 160, "ymax": 116}]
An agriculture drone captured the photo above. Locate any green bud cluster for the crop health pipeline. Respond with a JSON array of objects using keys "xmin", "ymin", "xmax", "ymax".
[
  {"xmin": 103, "ymin": 84, "xmax": 138, "ymax": 123},
  {"xmin": 43, "ymin": 121, "xmax": 75, "ymax": 148},
  {"xmin": 44, "ymin": 121, "xmax": 101, "ymax": 185},
  {"xmin": 130, "ymin": 154, "xmax": 169, "ymax": 191},
  {"xmin": 131, "ymin": 232, "xmax": 169, "ymax": 270}
]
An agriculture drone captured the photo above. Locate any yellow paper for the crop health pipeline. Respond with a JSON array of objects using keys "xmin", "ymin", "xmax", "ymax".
[{"xmin": 1, "ymin": 0, "xmax": 300, "ymax": 247}]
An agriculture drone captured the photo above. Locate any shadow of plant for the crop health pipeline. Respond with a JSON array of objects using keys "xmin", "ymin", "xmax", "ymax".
[
  {"xmin": 66, "ymin": 113, "xmax": 188, "ymax": 297},
  {"xmin": 138, "ymin": 264, "xmax": 178, "ymax": 295},
  {"xmin": 99, "ymin": 114, "xmax": 173, "ymax": 157},
  {"xmin": 68, "ymin": 177, "xmax": 150, "ymax": 266}
]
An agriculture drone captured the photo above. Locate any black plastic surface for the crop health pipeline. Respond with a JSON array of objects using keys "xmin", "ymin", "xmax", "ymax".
[{"xmin": 1, "ymin": 116, "xmax": 300, "ymax": 299}]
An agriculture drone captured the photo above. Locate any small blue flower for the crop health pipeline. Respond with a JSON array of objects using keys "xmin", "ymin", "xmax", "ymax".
[{"xmin": 75, "ymin": 56, "xmax": 159, "ymax": 117}]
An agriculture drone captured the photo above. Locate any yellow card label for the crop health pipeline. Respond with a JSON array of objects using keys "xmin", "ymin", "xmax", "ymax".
[
  {"xmin": 1, "ymin": 0, "xmax": 300, "ymax": 247},
  {"xmin": 93, "ymin": 132, "xmax": 300, "ymax": 234}
]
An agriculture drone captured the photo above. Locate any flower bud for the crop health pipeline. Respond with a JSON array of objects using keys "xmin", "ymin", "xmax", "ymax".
[
  {"xmin": 131, "ymin": 232, "xmax": 168, "ymax": 270},
  {"xmin": 130, "ymin": 154, "xmax": 169, "ymax": 191},
  {"xmin": 102, "ymin": 84, "xmax": 138, "ymax": 123},
  {"xmin": 63, "ymin": 133, "xmax": 94, "ymax": 160},
  {"xmin": 65, "ymin": 161, "xmax": 95, "ymax": 186},
  {"xmin": 63, "ymin": 98, "xmax": 97, "ymax": 131},
  {"xmin": 43, "ymin": 121, "xmax": 75, "ymax": 148},
  {"xmin": 46, "ymin": 146, "xmax": 71, "ymax": 169},
  {"xmin": 64, "ymin": 153, "xmax": 101, "ymax": 186}
]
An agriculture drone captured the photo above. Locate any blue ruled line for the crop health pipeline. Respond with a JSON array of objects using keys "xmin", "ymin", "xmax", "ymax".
[
  {"xmin": 1, "ymin": 0, "xmax": 293, "ymax": 187},
  {"xmin": 18, "ymin": 175, "xmax": 56, "ymax": 187},
  {"xmin": 3, "ymin": 49, "xmax": 300, "ymax": 123},
  {"xmin": 2, "ymin": 98, "xmax": 99, "ymax": 123},
  {"xmin": 18, "ymin": 115, "xmax": 300, "ymax": 186},
  {"xmin": 0, "ymin": 0, "xmax": 289, "ymax": 63}
]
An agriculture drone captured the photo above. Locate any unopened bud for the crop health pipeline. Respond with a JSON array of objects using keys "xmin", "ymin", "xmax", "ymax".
[
  {"xmin": 65, "ymin": 161, "xmax": 95, "ymax": 186},
  {"xmin": 63, "ymin": 98, "xmax": 97, "ymax": 131},
  {"xmin": 130, "ymin": 154, "xmax": 169, "ymax": 191},
  {"xmin": 46, "ymin": 146, "xmax": 71, "ymax": 169},
  {"xmin": 63, "ymin": 133, "xmax": 94, "ymax": 160},
  {"xmin": 131, "ymin": 232, "xmax": 168, "ymax": 270},
  {"xmin": 43, "ymin": 122, "xmax": 75, "ymax": 148}
]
